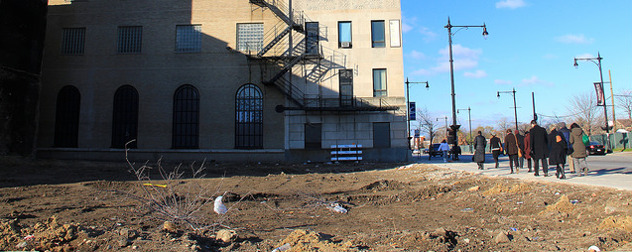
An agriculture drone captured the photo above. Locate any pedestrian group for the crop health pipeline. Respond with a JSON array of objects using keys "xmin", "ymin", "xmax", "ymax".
[{"xmin": 472, "ymin": 120, "xmax": 590, "ymax": 179}]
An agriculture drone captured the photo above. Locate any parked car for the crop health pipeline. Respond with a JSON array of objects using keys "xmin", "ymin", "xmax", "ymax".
[
  {"xmin": 424, "ymin": 143, "xmax": 443, "ymax": 157},
  {"xmin": 587, "ymin": 141, "xmax": 606, "ymax": 155}
]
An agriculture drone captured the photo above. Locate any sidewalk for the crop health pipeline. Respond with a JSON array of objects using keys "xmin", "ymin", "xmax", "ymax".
[{"xmin": 414, "ymin": 152, "xmax": 632, "ymax": 191}]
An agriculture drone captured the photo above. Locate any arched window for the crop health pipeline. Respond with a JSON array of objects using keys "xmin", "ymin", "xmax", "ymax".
[
  {"xmin": 235, "ymin": 84, "xmax": 263, "ymax": 149},
  {"xmin": 54, "ymin": 85, "xmax": 80, "ymax": 147},
  {"xmin": 111, "ymin": 85, "xmax": 139, "ymax": 148},
  {"xmin": 172, "ymin": 85, "xmax": 199, "ymax": 149}
]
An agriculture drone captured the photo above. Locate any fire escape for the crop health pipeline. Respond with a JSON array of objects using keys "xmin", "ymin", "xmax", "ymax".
[{"xmin": 248, "ymin": 0, "xmax": 399, "ymax": 113}]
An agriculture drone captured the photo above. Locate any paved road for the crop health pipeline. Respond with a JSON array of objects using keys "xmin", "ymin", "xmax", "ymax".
[{"xmin": 413, "ymin": 151, "xmax": 632, "ymax": 191}]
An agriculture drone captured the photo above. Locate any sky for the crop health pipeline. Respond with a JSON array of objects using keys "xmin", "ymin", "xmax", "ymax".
[{"xmin": 401, "ymin": 0, "xmax": 632, "ymax": 133}]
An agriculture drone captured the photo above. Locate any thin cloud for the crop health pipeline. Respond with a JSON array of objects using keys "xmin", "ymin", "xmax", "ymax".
[
  {"xmin": 496, "ymin": 0, "xmax": 526, "ymax": 9},
  {"xmin": 520, "ymin": 76, "xmax": 554, "ymax": 87},
  {"xmin": 495, "ymin": 79, "xmax": 513, "ymax": 85},
  {"xmin": 555, "ymin": 34, "xmax": 594, "ymax": 44},
  {"xmin": 418, "ymin": 26, "xmax": 438, "ymax": 42},
  {"xmin": 575, "ymin": 53, "xmax": 594, "ymax": 59},
  {"xmin": 402, "ymin": 16, "xmax": 417, "ymax": 33},
  {"xmin": 464, "ymin": 70, "xmax": 487, "ymax": 78},
  {"xmin": 410, "ymin": 44, "xmax": 482, "ymax": 76},
  {"xmin": 407, "ymin": 50, "xmax": 426, "ymax": 60}
]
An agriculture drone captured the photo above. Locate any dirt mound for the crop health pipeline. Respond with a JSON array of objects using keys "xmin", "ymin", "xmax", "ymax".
[
  {"xmin": 599, "ymin": 216, "xmax": 632, "ymax": 232},
  {"xmin": 541, "ymin": 195, "xmax": 574, "ymax": 215},
  {"xmin": 274, "ymin": 229, "xmax": 355, "ymax": 251}
]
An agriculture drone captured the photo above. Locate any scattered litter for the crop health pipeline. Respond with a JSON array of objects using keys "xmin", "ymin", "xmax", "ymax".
[
  {"xmin": 142, "ymin": 183, "xmax": 167, "ymax": 188},
  {"xmin": 328, "ymin": 203, "xmax": 348, "ymax": 214},
  {"xmin": 588, "ymin": 245, "xmax": 601, "ymax": 252},
  {"xmin": 554, "ymin": 192, "xmax": 560, "ymax": 195},
  {"xmin": 510, "ymin": 227, "xmax": 518, "ymax": 232},
  {"xmin": 24, "ymin": 235, "xmax": 34, "ymax": 240},
  {"xmin": 570, "ymin": 199, "xmax": 579, "ymax": 204},
  {"xmin": 214, "ymin": 196, "xmax": 228, "ymax": 215},
  {"xmin": 16, "ymin": 241, "xmax": 27, "ymax": 248},
  {"xmin": 516, "ymin": 201, "xmax": 524, "ymax": 204},
  {"xmin": 461, "ymin": 208, "xmax": 474, "ymax": 212},
  {"xmin": 272, "ymin": 243, "xmax": 291, "ymax": 252}
]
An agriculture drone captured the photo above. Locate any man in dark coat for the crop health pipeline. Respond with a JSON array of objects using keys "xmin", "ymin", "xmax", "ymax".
[
  {"xmin": 473, "ymin": 131, "xmax": 486, "ymax": 170},
  {"xmin": 529, "ymin": 120, "xmax": 549, "ymax": 176},
  {"xmin": 558, "ymin": 122, "xmax": 574, "ymax": 173},
  {"xmin": 504, "ymin": 129, "xmax": 520, "ymax": 174},
  {"xmin": 515, "ymin": 130, "xmax": 525, "ymax": 170},
  {"xmin": 548, "ymin": 125, "xmax": 567, "ymax": 179},
  {"xmin": 489, "ymin": 132, "xmax": 502, "ymax": 168}
]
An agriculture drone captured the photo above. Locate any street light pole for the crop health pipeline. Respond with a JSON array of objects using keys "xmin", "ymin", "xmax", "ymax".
[
  {"xmin": 457, "ymin": 107, "xmax": 472, "ymax": 153},
  {"xmin": 497, "ymin": 88, "xmax": 518, "ymax": 131},
  {"xmin": 574, "ymin": 52, "xmax": 611, "ymax": 153},
  {"xmin": 445, "ymin": 17, "xmax": 488, "ymax": 147},
  {"xmin": 405, "ymin": 78, "xmax": 429, "ymax": 150}
]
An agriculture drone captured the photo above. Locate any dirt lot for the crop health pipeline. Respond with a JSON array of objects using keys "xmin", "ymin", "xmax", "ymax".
[{"xmin": 1, "ymin": 156, "xmax": 632, "ymax": 251}]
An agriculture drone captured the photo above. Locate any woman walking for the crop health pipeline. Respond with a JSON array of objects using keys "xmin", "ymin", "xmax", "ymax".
[
  {"xmin": 490, "ymin": 132, "xmax": 502, "ymax": 168},
  {"xmin": 473, "ymin": 131, "xmax": 486, "ymax": 170},
  {"xmin": 548, "ymin": 125, "xmax": 567, "ymax": 179},
  {"xmin": 569, "ymin": 123, "xmax": 589, "ymax": 176}
]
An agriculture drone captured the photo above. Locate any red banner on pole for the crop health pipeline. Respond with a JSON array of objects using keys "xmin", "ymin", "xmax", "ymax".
[{"xmin": 594, "ymin": 82, "xmax": 604, "ymax": 106}]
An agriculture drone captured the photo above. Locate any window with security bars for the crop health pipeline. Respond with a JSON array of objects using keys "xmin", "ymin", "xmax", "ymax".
[
  {"xmin": 175, "ymin": 25, "xmax": 202, "ymax": 52},
  {"xmin": 172, "ymin": 85, "xmax": 199, "ymax": 149},
  {"xmin": 236, "ymin": 23, "xmax": 263, "ymax": 54},
  {"xmin": 111, "ymin": 85, "xmax": 139, "ymax": 148},
  {"xmin": 54, "ymin": 86, "xmax": 80, "ymax": 147},
  {"xmin": 373, "ymin": 69, "xmax": 387, "ymax": 97},
  {"xmin": 61, "ymin": 28, "xmax": 85, "ymax": 54},
  {"xmin": 117, "ymin": 26, "xmax": 143, "ymax": 53},
  {"xmin": 235, "ymin": 84, "xmax": 263, "ymax": 149}
]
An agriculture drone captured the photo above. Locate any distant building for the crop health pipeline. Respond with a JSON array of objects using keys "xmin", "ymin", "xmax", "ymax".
[{"xmin": 37, "ymin": 0, "xmax": 408, "ymax": 162}]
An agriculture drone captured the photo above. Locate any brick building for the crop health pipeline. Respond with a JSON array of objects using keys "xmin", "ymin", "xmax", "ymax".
[{"xmin": 37, "ymin": 0, "xmax": 408, "ymax": 162}]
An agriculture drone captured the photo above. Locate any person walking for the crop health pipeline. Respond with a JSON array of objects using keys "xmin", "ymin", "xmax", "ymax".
[
  {"xmin": 558, "ymin": 122, "xmax": 574, "ymax": 174},
  {"xmin": 524, "ymin": 129, "xmax": 533, "ymax": 172},
  {"xmin": 569, "ymin": 123, "xmax": 590, "ymax": 176},
  {"xmin": 438, "ymin": 139, "xmax": 450, "ymax": 163},
  {"xmin": 504, "ymin": 129, "xmax": 520, "ymax": 174},
  {"xmin": 548, "ymin": 125, "xmax": 568, "ymax": 179},
  {"xmin": 529, "ymin": 120, "xmax": 549, "ymax": 176},
  {"xmin": 515, "ymin": 129, "xmax": 525, "ymax": 170},
  {"xmin": 490, "ymin": 132, "xmax": 502, "ymax": 168},
  {"xmin": 473, "ymin": 131, "xmax": 486, "ymax": 170}
]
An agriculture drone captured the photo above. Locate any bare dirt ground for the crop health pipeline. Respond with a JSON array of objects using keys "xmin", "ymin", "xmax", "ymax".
[{"xmin": 1, "ymin": 156, "xmax": 632, "ymax": 251}]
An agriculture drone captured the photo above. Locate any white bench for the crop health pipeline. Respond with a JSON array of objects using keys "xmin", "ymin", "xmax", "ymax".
[{"xmin": 330, "ymin": 144, "xmax": 363, "ymax": 161}]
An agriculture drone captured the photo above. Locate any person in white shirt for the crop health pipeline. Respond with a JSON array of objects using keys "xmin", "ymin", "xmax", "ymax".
[{"xmin": 438, "ymin": 139, "xmax": 450, "ymax": 163}]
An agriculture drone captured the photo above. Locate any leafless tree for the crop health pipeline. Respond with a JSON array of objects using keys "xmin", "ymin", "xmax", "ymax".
[
  {"xmin": 416, "ymin": 107, "xmax": 438, "ymax": 145},
  {"xmin": 496, "ymin": 117, "xmax": 512, "ymax": 137},
  {"xmin": 616, "ymin": 89, "xmax": 632, "ymax": 120},
  {"xmin": 566, "ymin": 92, "xmax": 601, "ymax": 136}
]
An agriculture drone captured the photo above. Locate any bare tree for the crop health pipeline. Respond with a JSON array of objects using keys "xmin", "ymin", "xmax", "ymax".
[
  {"xmin": 616, "ymin": 89, "xmax": 632, "ymax": 120},
  {"xmin": 496, "ymin": 117, "xmax": 512, "ymax": 137},
  {"xmin": 566, "ymin": 92, "xmax": 601, "ymax": 136},
  {"xmin": 416, "ymin": 107, "xmax": 438, "ymax": 145}
]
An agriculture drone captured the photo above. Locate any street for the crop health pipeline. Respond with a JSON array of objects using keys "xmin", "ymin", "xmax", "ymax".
[{"xmin": 415, "ymin": 151, "xmax": 632, "ymax": 191}]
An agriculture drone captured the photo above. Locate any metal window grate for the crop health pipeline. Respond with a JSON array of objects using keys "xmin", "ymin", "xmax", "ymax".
[
  {"xmin": 172, "ymin": 85, "xmax": 199, "ymax": 149},
  {"xmin": 236, "ymin": 23, "xmax": 263, "ymax": 54},
  {"xmin": 117, "ymin": 26, "xmax": 143, "ymax": 54},
  {"xmin": 235, "ymin": 84, "xmax": 263, "ymax": 149},
  {"xmin": 54, "ymin": 86, "xmax": 80, "ymax": 147},
  {"xmin": 61, "ymin": 28, "xmax": 85, "ymax": 54},
  {"xmin": 111, "ymin": 85, "xmax": 139, "ymax": 148},
  {"xmin": 175, "ymin": 25, "xmax": 202, "ymax": 52}
]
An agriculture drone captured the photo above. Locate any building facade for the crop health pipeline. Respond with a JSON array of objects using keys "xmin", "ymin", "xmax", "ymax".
[{"xmin": 37, "ymin": 0, "xmax": 408, "ymax": 162}]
